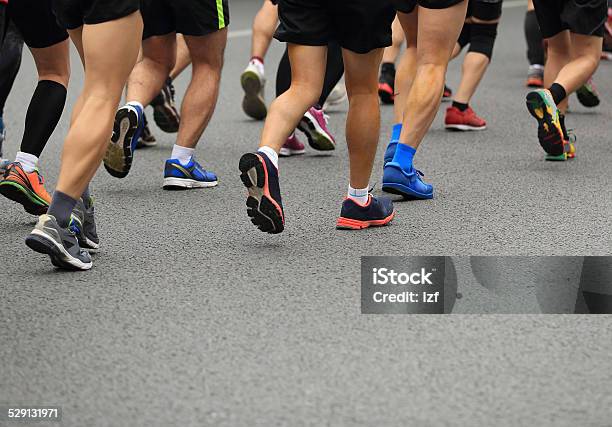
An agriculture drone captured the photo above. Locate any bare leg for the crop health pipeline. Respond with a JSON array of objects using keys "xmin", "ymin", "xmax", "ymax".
[
  {"xmin": 56, "ymin": 12, "xmax": 143, "ymax": 198},
  {"xmin": 175, "ymin": 29, "xmax": 227, "ymax": 149},
  {"xmin": 169, "ymin": 34, "xmax": 191, "ymax": 80},
  {"xmin": 251, "ymin": 0, "xmax": 278, "ymax": 60},
  {"xmin": 381, "ymin": 17, "xmax": 405, "ymax": 65},
  {"xmin": 344, "ymin": 48, "xmax": 384, "ymax": 188},
  {"xmin": 394, "ymin": 10, "xmax": 418, "ymax": 123},
  {"xmin": 543, "ymin": 30, "xmax": 571, "ymax": 112},
  {"xmin": 399, "ymin": 1, "xmax": 468, "ymax": 149},
  {"xmin": 554, "ymin": 33, "xmax": 602, "ymax": 105},
  {"xmin": 259, "ymin": 44, "xmax": 326, "ymax": 152},
  {"xmin": 126, "ymin": 33, "xmax": 176, "ymax": 107},
  {"xmin": 452, "ymin": 17, "xmax": 499, "ymax": 105}
]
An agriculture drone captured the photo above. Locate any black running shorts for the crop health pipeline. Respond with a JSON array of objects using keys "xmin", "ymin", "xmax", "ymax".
[
  {"xmin": 8, "ymin": 0, "xmax": 68, "ymax": 48},
  {"xmin": 274, "ymin": 0, "xmax": 396, "ymax": 54},
  {"xmin": 52, "ymin": 0, "xmax": 140, "ymax": 30},
  {"xmin": 467, "ymin": 0, "xmax": 502, "ymax": 21},
  {"xmin": 533, "ymin": 0, "xmax": 607, "ymax": 38},
  {"xmin": 141, "ymin": 0, "xmax": 230, "ymax": 39},
  {"xmin": 394, "ymin": 0, "xmax": 466, "ymax": 14}
]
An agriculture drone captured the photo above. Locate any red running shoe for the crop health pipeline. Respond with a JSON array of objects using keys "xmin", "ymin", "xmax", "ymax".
[{"xmin": 444, "ymin": 106, "xmax": 487, "ymax": 131}]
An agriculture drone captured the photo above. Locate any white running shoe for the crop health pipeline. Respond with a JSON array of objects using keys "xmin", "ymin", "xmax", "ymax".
[{"xmin": 241, "ymin": 60, "xmax": 267, "ymax": 121}]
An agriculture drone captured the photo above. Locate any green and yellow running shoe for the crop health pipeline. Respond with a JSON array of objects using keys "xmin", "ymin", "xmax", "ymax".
[{"xmin": 526, "ymin": 89, "xmax": 567, "ymax": 159}]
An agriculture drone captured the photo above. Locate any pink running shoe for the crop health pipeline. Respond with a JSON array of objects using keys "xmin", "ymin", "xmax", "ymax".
[
  {"xmin": 279, "ymin": 133, "xmax": 305, "ymax": 157},
  {"xmin": 298, "ymin": 106, "xmax": 336, "ymax": 151}
]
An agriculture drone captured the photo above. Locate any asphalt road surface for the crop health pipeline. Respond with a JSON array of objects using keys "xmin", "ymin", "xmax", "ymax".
[{"xmin": 1, "ymin": 2, "xmax": 612, "ymax": 426}]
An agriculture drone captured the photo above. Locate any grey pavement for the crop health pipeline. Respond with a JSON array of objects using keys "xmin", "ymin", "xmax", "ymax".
[{"xmin": 1, "ymin": 2, "xmax": 612, "ymax": 426}]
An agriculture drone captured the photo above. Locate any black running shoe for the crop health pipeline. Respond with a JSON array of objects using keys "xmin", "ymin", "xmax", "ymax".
[
  {"xmin": 151, "ymin": 77, "xmax": 180, "ymax": 133},
  {"xmin": 26, "ymin": 214, "xmax": 92, "ymax": 270},
  {"xmin": 136, "ymin": 113, "xmax": 157, "ymax": 149},
  {"xmin": 239, "ymin": 152, "xmax": 284, "ymax": 234},
  {"xmin": 72, "ymin": 197, "xmax": 100, "ymax": 250},
  {"xmin": 104, "ymin": 104, "xmax": 142, "ymax": 178},
  {"xmin": 442, "ymin": 85, "xmax": 452, "ymax": 101},
  {"xmin": 378, "ymin": 63, "xmax": 395, "ymax": 105}
]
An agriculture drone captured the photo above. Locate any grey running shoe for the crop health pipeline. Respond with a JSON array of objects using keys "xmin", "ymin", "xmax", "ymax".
[
  {"xmin": 72, "ymin": 197, "xmax": 100, "ymax": 251},
  {"xmin": 151, "ymin": 77, "xmax": 180, "ymax": 133},
  {"xmin": 25, "ymin": 214, "xmax": 92, "ymax": 270}
]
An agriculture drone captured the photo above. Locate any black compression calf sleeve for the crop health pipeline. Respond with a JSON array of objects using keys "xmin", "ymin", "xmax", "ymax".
[
  {"xmin": 318, "ymin": 41, "xmax": 344, "ymax": 106},
  {"xmin": 524, "ymin": 10, "xmax": 545, "ymax": 65},
  {"xmin": 20, "ymin": 80, "xmax": 67, "ymax": 157}
]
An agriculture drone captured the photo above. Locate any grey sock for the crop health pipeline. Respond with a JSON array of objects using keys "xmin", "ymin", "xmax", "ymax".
[{"xmin": 48, "ymin": 191, "xmax": 77, "ymax": 228}]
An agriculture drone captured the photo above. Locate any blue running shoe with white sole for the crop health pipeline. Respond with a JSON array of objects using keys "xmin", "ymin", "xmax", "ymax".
[
  {"xmin": 382, "ymin": 162, "xmax": 434, "ymax": 199},
  {"xmin": 163, "ymin": 157, "xmax": 218, "ymax": 189},
  {"xmin": 383, "ymin": 141, "xmax": 398, "ymax": 166},
  {"xmin": 336, "ymin": 195, "xmax": 395, "ymax": 230},
  {"xmin": 104, "ymin": 104, "xmax": 143, "ymax": 178}
]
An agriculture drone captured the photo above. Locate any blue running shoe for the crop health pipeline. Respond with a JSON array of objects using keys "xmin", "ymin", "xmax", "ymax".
[
  {"xmin": 238, "ymin": 151, "xmax": 284, "ymax": 234},
  {"xmin": 336, "ymin": 195, "xmax": 395, "ymax": 230},
  {"xmin": 383, "ymin": 141, "xmax": 398, "ymax": 166},
  {"xmin": 104, "ymin": 104, "xmax": 143, "ymax": 178},
  {"xmin": 163, "ymin": 157, "xmax": 218, "ymax": 189},
  {"xmin": 382, "ymin": 162, "xmax": 434, "ymax": 199}
]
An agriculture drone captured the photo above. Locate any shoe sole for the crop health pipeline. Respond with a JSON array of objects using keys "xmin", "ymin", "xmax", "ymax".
[
  {"xmin": 26, "ymin": 230, "xmax": 92, "ymax": 271},
  {"xmin": 239, "ymin": 153, "xmax": 284, "ymax": 234},
  {"xmin": 526, "ymin": 91, "xmax": 565, "ymax": 157},
  {"xmin": 163, "ymin": 177, "xmax": 218, "ymax": 190},
  {"xmin": 382, "ymin": 182, "xmax": 433, "ymax": 200},
  {"xmin": 445, "ymin": 124, "xmax": 487, "ymax": 131},
  {"xmin": 104, "ymin": 107, "xmax": 139, "ymax": 178},
  {"xmin": 241, "ymin": 71, "xmax": 267, "ymax": 121},
  {"xmin": 576, "ymin": 88, "xmax": 600, "ymax": 108},
  {"xmin": 378, "ymin": 83, "xmax": 394, "ymax": 105},
  {"xmin": 0, "ymin": 180, "xmax": 49, "ymax": 215},
  {"xmin": 298, "ymin": 115, "xmax": 335, "ymax": 151},
  {"xmin": 279, "ymin": 148, "xmax": 305, "ymax": 157},
  {"xmin": 336, "ymin": 211, "xmax": 395, "ymax": 230},
  {"xmin": 153, "ymin": 105, "xmax": 180, "ymax": 133}
]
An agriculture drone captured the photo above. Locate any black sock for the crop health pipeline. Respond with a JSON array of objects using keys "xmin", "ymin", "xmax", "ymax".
[
  {"xmin": 549, "ymin": 83, "xmax": 567, "ymax": 105},
  {"xmin": 20, "ymin": 80, "xmax": 67, "ymax": 158},
  {"xmin": 48, "ymin": 191, "xmax": 77, "ymax": 228},
  {"xmin": 452, "ymin": 101, "xmax": 469, "ymax": 112},
  {"xmin": 524, "ymin": 10, "xmax": 545, "ymax": 66}
]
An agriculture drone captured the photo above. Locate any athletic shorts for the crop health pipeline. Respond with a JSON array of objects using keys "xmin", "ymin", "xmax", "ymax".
[
  {"xmin": 141, "ymin": 0, "xmax": 230, "ymax": 39},
  {"xmin": 466, "ymin": 0, "xmax": 502, "ymax": 21},
  {"xmin": 275, "ymin": 0, "xmax": 396, "ymax": 54},
  {"xmin": 0, "ymin": 2, "xmax": 6, "ymax": 46},
  {"xmin": 8, "ymin": 0, "xmax": 68, "ymax": 48},
  {"xmin": 52, "ymin": 0, "xmax": 140, "ymax": 30},
  {"xmin": 393, "ymin": 0, "xmax": 465, "ymax": 14},
  {"xmin": 533, "ymin": 0, "xmax": 607, "ymax": 38}
]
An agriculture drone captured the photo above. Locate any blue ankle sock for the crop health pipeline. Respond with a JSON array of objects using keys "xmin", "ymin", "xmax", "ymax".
[
  {"xmin": 392, "ymin": 143, "xmax": 416, "ymax": 170},
  {"xmin": 391, "ymin": 123, "xmax": 402, "ymax": 142}
]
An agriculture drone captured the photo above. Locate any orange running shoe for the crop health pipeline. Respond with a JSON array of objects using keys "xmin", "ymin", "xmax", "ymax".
[{"xmin": 0, "ymin": 162, "xmax": 51, "ymax": 215}]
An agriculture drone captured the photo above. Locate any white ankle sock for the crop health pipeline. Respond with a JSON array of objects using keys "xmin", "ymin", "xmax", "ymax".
[
  {"xmin": 257, "ymin": 146, "xmax": 278, "ymax": 169},
  {"xmin": 171, "ymin": 144, "xmax": 195, "ymax": 165},
  {"xmin": 347, "ymin": 184, "xmax": 369, "ymax": 205},
  {"xmin": 15, "ymin": 151, "xmax": 38, "ymax": 173},
  {"xmin": 127, "ymin": 101, "xmax": 144, "ymax": 112}
]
